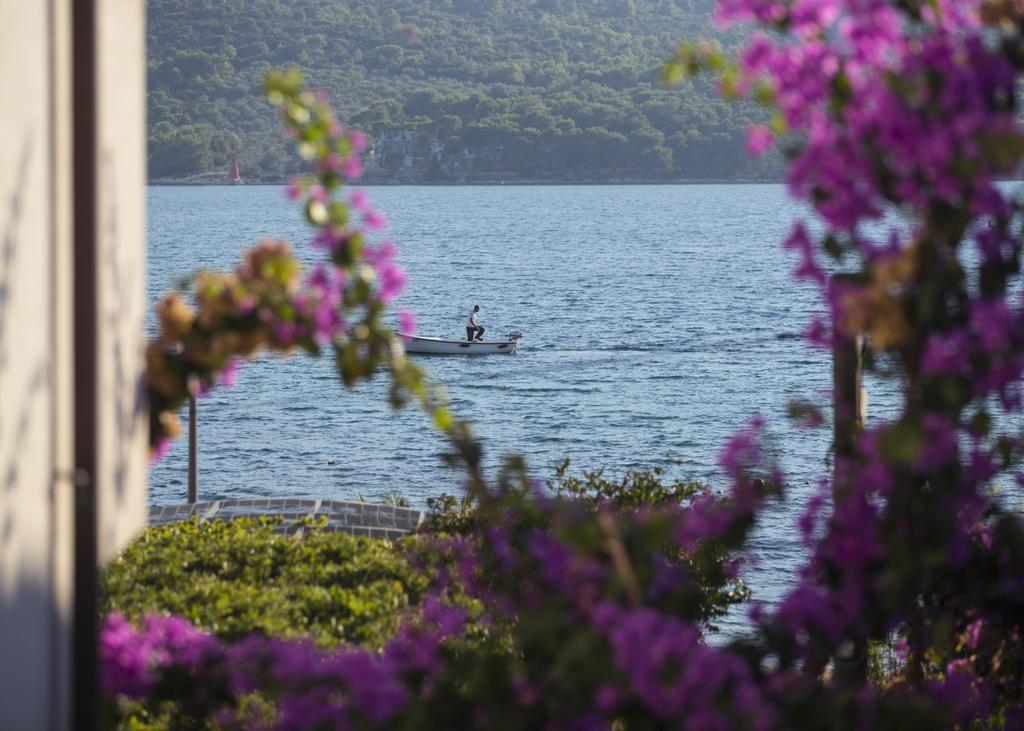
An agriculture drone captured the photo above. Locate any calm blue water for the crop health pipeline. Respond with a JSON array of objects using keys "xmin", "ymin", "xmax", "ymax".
[{"xmin": 147, "ymin": 184, "xmax": 900, "ymax": 618}]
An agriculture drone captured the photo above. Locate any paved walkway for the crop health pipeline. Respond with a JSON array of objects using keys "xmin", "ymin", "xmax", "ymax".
[{"xmin": 149, "ymin": 498, "xmax": 426, "ymax": 539}]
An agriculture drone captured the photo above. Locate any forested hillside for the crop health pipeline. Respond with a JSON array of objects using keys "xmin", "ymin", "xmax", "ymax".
[{"xmin": 147, "ymin": 0, "xmax": 779, "ymax": 182}]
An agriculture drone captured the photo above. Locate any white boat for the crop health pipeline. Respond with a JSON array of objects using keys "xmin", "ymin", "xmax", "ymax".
[{"xmin": 401, "ymin": 331, "xmax": 523, "ymax": 355}]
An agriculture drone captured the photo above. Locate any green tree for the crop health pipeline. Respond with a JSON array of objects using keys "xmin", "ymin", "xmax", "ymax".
[{"xmin": 148, "ymin": 122, "xmax": 214, "ymax": 177}]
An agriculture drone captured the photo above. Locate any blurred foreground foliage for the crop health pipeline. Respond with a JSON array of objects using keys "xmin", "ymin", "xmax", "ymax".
[
  {"xmin": 425, "ymin": 458, "xmax": 750, "ymax": 626},
  {"xmin": 102, "ymin": 461, "xmax": 747, "ymax": 730}
]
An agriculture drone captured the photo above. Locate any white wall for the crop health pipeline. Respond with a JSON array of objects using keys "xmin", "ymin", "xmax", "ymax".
[
  {"xmin": 96, "ymin": 0, "xmax": 148, "ymax": 562},
  {"xmin": 0, "ymin": 0, "xmax": 146, "ymax": 727}
]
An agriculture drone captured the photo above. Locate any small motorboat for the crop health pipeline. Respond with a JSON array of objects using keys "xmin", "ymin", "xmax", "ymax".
[{"xmin": 401, "ymin": 331, "xmax": 523, "ymax": 355}]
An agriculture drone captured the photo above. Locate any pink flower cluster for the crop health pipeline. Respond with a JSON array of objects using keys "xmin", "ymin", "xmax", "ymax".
[
  {"xmin": 594, "ymin": 602, "xmax": 774, "ymax": 728},
  {"xmin": 101, "ymin": 598, "xmax": 467, "ymax": 730},
  {"xmin": 733, "ymin": 0, "xmax": 1018, "ymax": 232},
  {"xmin": 101, "ymin": 614, "xmax": 218, "ymax": 697}
]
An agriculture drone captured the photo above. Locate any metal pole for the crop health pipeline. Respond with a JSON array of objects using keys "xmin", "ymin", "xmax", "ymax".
[
  {"xmin": 72, "ymin": 0, "xmax": 99, "ymax": 726},
  {"xmin": 188, "ymin": 378, "xmax": 198, "ymax": 503}
]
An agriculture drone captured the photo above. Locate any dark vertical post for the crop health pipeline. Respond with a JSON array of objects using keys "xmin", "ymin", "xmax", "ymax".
[
  {"xmin": 830, "ymin": 273, "xmax": 867, "ymax": 686},
  {"xmin": 831, "ymin": 274, "xmax": 865, "ymax": 461},
  {"xmin": 187, "ymin": 379, "xmax": 198, "ymax": 504},
  {"xmin": 72, "ymin": 0, "xmax": 99, "ymax": 728},
  {"xmin": 833, "ymin": 333, "xmax": 864, "ymax": 458}
]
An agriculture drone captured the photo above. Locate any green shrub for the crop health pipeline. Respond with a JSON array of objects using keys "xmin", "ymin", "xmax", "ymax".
[
  {"xmin": 101, "ymin": 517, "xmax": 429, "ymax": 649},
  {"xmin": 549, "ymin": 457, "xmax": 706, "ymax": 509},
  {"xmin": 424, "ymin": 458, "xmax": 707, "ymax": 536}
]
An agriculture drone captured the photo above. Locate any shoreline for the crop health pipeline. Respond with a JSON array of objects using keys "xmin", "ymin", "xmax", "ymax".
[
  {"xmin": 148, "ymin": 177, "xmax": 787, "ymax": 187},
  {"xmin": 149, "ymin": 175, "xmax": 1024, "ymax": 187}
]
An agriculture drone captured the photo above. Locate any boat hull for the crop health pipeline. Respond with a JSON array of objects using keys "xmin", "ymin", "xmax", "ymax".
[{"xmin": 401, "ymin": 334, "xmax": 520, "ymax": 355}]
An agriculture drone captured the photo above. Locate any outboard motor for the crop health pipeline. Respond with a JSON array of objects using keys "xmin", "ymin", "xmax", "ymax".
[{"xmin": 506, "ymin": 330, "xmax": 524, "ymax": 342}]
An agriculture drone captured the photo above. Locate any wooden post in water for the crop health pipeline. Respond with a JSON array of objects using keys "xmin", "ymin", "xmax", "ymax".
[{"xmin": 187, "ymin": 376, "xmax": 198, "ymax": 504}]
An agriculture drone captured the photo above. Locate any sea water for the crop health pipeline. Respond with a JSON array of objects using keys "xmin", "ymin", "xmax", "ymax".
[{"xmin": 147, "ymin": 184, "xmax": 903, "ymax": 623}]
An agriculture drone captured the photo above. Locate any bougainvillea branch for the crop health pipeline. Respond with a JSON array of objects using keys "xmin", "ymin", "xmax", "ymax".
[
  {"xmin": 667, "ymin": 0, "xmax": 1024, "ymax": 721},
  {"xmin": 146, "ymin": 71, "xmax": 472, "ymax": 470}
]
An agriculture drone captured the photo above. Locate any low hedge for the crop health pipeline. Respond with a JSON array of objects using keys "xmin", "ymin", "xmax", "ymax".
[{"xmin": 100, "ymin": 517, "xmax": 428, "ymax": 649}]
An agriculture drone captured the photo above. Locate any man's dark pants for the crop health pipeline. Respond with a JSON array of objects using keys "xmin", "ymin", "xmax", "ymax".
[{"xmin": 466, "ymin": 326, "xmax": 484, "ymax": 341}]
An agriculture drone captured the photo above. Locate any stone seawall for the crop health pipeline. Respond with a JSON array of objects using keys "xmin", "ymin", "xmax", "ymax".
[{"xmin": 149, "ymin": 498, "xmax": 426, "ymax": 539}]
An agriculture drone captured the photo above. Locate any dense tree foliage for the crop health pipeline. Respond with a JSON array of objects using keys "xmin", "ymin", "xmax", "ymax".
[{"xmin": 147, "ymin": 0, "xmax": 778, "ymax": 181}]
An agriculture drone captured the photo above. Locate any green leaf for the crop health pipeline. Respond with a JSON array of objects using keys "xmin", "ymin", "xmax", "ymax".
[
  {"xmin": 433, "ymin": 408, "xmax": 453, "ymax": 431},
  {"xmin": 879, "ymin": 421, "xmax": 924, "ymax": 465}
]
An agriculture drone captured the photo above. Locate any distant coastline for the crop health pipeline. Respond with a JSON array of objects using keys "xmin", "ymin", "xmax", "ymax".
[
  {"xmin": 148, "ymin": 176, "xmax": 785, "ymax": 186},
  {"xmin": 149, "ymin": 175, "xmax": 1024, "ymax": 187}
]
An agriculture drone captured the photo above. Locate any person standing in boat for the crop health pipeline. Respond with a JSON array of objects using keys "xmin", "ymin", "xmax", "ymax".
[{"xmin": 466, "ymin": 304, "xmax": 485, "ymax": 341}]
